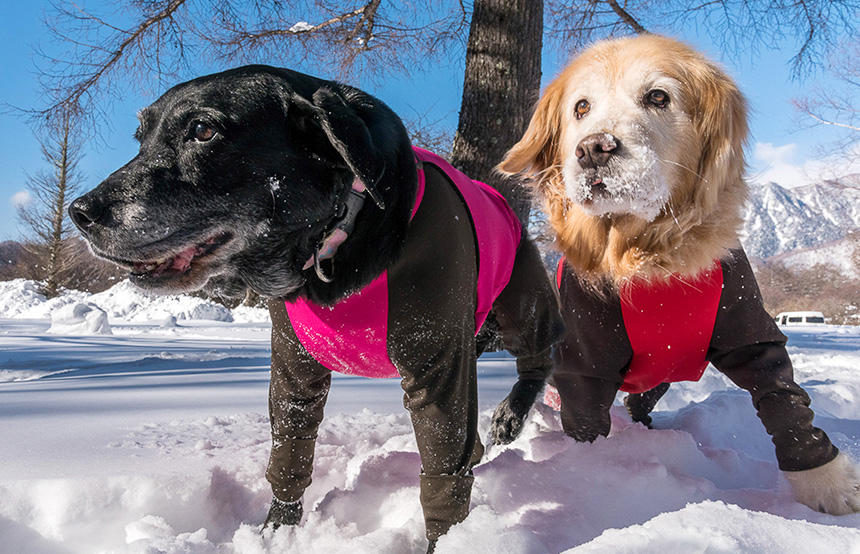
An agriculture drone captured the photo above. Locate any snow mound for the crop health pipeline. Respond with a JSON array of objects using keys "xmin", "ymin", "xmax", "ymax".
[
  {"xmin": 90, "ymin": 281, "xmax": 233, "ymax": 322},
  {"xmin": 231, "ymin": 305, "xmax": 270, "ymax": 324},
  {"xmin": 0, "ymin": 315, "xmax": 858, "ymax": 552},
  {"xmin": 0, "ymin": 279, "xmax": 236, "ymax": 323},
  {"xmin": 160, "ymin": 315, "xmax": 178, "ymax": 328},
  {"xmin": 0, "ymin": 279, "xmax": 45, "ymax": 317},
  {"xmin": 4, "ymin": 401, "xmax": 859, "ymax": 553},
  {"xmin": 573, "ymin": 500, "xmax": 860, "ymax": 553},
  {"xmin": 0, "ymin": 279, "xmax": 85, "ymax": 319},
  {"xmin": 47, "ymin": 302, "xmax": 112, "ymax": 335}
]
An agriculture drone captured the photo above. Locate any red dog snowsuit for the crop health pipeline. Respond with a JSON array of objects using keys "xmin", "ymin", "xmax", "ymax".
[{"xmin": 551, "ymin": 249, "xmax": 837, "ymax": 472}]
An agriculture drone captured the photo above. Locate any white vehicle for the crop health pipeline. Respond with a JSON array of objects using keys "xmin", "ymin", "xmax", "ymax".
[{"xmin": 774, "ymin": 311, "xmax": 826, "ymax": 326}]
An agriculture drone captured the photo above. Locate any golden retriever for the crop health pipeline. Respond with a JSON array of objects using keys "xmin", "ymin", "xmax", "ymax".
[
  {"xmin": 493, "ymin": 34, "xmax": 860, "ymax": 516},
  {"xmin": 503, "ymin": 34, "xmax": 747, "ymax": 284}
]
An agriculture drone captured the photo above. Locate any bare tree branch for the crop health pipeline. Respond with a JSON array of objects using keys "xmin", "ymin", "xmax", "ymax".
[
  {"xmin": 793, "ymin": 37, "xmax": 860, "ymax": 154},
  {"xmin": 605, "ymin": 0, "xmax": 647, "ymax": 33},
  {"xmin": 547, "ymin": 0, "xmax": 859, "ymax": 79},
  {"xmin": 795, "ymin": 104, "xmax": 860, "ymax": 132},
  {"xmin": 216, "ymin": 6, "xmax": 366, "ymax": 46},
  {"xmin": 33, "ymin": 0, "xmax": 471, "ymax": 129},
  {"xmin": 43, "ymin": 0, "xmax": 190, "ymax": 117}
]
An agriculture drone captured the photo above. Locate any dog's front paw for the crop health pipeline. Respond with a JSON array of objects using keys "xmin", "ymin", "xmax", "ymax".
[
  {"xmin": 490, "ymin": 379, "xmax": 544, "ymax": 445},
  {"xmin": 263, "ymin": 497, "xmax": 303, "ymax": 531},
  {"xmin": 783, "ymin": 453, "xmax": 860, "ymax": 515}
]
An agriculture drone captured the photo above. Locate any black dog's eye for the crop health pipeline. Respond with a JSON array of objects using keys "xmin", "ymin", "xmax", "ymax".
[
  {"xmin": 645, "ymin": 89, "xmax": 670, "ymax": 109},
  {"xmin": 190, "ymin": 122, "xmax": 216, "ymax": 142},
  {"xmin": 575, "ymin": 99, "xmax": 590, "ymax": 119}
]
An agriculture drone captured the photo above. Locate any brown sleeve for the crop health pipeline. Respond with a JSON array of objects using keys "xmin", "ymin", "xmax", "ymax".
[
  {"xmin": 265, "ymin": 298, "xmax": 332, "ymax": 502},
  {"xmin": 386, "ymin": 163, "xmax": 483, "ymax": 539},
  {"xmin": 708, "ymin": 249, "xmax": 838, "ymax": 471},
  {"xmin": 387, "ymin": 163, "xmax": 482, "ymax": 476},
  {"xmin": 491, "ymin": 233, "xmax": 565, "ymax": 382},
  {"xmin": 553, "ymin": 264, "xmax": 632, "ymax": 384}
]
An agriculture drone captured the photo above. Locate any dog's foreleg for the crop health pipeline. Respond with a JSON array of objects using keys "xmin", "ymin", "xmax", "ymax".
[
  {"xmin": 264, "ymin": 301, "xmax": 332, "ymax": 532},
  {"xmin": 623, "ymin": 382, "xmax": 670, "ymax": 428},
  {"xmin": 263, "ymin": 497, "xmax": 303, "ymax": 530},
  {"xmin": 783, "ymin": 452, "xmax": 860, "ymax": 515},
  {"xmin": 490, "ymin": 378, "xmax": 545, "ymax": 444}
]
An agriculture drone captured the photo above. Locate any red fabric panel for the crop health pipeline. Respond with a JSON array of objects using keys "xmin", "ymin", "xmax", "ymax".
[
  {"xmin": 556, "ymin": 257, "xmax": 564, "ymax": 288},
  {"xmin": 286, "ymin": 272, "xmax": 398, "ymax": 378},
  {"xmin": 619, "ymin": 262, "xmax": 724, "ymax": 393}
]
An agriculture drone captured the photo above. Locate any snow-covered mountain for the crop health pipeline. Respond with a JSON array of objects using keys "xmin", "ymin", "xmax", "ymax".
[
  {"xmin": 741, "ymin": 175, "xmax": 860, "ymax": 269},
  {"xmin": 766, "ymin": 234, "xmax": 860, "ymax": 279}
]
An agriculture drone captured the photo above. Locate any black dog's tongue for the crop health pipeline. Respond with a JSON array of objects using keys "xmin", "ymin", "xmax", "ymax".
[
  {"xmin": 167, "ymin": 245, "xmax": 197, "ymax": 273},
  {"xmin": 132, "ymin": 235, "xmax": 228, "ymax": 277}
]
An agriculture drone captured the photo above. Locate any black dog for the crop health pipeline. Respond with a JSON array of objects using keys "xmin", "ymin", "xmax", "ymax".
[{"xmin": 70, "ymin": 65, "xmax": 563, "ymax": 547}]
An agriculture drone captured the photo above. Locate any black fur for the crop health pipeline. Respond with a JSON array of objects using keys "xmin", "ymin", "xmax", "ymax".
[
  {"xmin": 263, "ymin": 497, "xmax": 302, "ymax": 530},
  {"xmin": 70, "ymin": 65, "xmax": 417, "ymax": 304},
  {"xmin": 490, "ymin": 378, "xmax": 544, "ymax": 444}
]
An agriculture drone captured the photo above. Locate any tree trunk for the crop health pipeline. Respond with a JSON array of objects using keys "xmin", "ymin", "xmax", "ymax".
[
  {"xmin": 450, "ymin": 0, "xmax": 543, "ymax": 224},
  {"xmin": 44, "ymin": 115, "xmax": 72, "ymax": 299}
]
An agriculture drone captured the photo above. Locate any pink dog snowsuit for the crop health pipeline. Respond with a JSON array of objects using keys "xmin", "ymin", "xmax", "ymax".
[
  {"xmin": 266, "ymin": 147, "xmax": 562, "ymax": 541},
  {"xmin": 284, "ymin": 147, "xmax": 522, "ymax": 378}
]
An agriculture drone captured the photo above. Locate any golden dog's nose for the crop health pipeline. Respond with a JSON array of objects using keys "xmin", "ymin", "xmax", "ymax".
[{"xmin": 576, "ymin": 133, "xmax": 618, "ymax": 169}]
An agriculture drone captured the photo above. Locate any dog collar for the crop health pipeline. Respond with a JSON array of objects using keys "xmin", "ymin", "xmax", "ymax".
[{"xmin": 303, "ymin": 178, "xmax": 367, "ymax": 282}]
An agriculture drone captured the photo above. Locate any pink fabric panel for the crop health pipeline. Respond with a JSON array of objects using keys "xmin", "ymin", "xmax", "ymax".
[
  {"xmin": 286, "ymin": 272, "xmax": 397, "ymax": 378},
  {"xmin": 283, "ymin": 168, "xmax": 426, "ymax": 379},
  {"xmin": 285, "ymin": 148, "xmax": 521, "ymax": 379},
  {"xmin": 411, "ymin": 147, "xmax": 522, "ymax": 332}
]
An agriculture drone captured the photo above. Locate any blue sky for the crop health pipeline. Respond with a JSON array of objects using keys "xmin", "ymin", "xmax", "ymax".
[{"xmin": 0, "ymin": 2, "xmax": 855, "ymax": 241}]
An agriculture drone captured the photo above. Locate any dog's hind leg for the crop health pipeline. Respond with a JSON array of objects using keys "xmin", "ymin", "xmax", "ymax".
[
  {"xmin": 623, "ymin": 382, "xmax": 670, "ymax": 428},
  {"xmin": 489, "ymin": 235, "xmax": 565, "ymax": 445}
]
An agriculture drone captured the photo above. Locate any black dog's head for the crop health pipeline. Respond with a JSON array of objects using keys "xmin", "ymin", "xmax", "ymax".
[{"xmin": 70, "ymin": 66, "xmax": 415, "ymax": 300}]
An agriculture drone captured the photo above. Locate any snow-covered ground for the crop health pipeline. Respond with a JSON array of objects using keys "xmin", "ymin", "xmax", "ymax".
[{"xmin": 1, "ymin": 280, "xmax": 859, "ymax": 553}]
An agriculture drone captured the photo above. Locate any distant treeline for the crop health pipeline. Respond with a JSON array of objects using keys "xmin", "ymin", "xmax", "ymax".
[{"xmin": 2, "ymin": 237, "xmax": 857, "ymax": 323}]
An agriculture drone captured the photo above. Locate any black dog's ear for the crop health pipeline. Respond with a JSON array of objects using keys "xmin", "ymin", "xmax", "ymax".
[{"xmin": 291, "ymin": 87, "xmax": 387, "ymax": 209}]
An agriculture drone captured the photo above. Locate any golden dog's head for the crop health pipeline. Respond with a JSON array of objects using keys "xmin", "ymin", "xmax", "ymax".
[{"xmin": 501, "ymin": 35, "xmax": 748, "ymax": 284}]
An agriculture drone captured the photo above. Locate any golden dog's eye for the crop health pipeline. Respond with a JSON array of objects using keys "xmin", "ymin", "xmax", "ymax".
[
  {"xmin": 575, "ymin": 99, "xmax": 590, "ymax": 119},
  {"xmin": 191, "ymin": 122, "xmax": 216, "ymax": 142},
  {"xmin": 645, "ymin": 89, "xmax": 669, "ymax": 109}
]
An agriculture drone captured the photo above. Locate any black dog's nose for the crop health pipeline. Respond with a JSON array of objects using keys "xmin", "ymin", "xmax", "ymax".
[
  {"xmin": 576, "ymin": 133, "xmax": 619, "ymax": 169},
  {"xmin": 68, "ymin": 195, "xmax": 105, "ymax": 230}
]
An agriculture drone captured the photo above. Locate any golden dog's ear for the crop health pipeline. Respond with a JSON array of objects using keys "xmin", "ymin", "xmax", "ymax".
[
  {"xmin": 686, "ymin": 59, "xmax": 748, "ymax": 212},
  {"xmin": 497, "ymin": 78, "xmax": 566, "ymax": 181}
]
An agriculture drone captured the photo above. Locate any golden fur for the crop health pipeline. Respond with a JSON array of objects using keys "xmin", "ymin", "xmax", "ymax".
[{"xmin": 500, "ymin": 35, "xmax": 748, "ymax": 286}]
